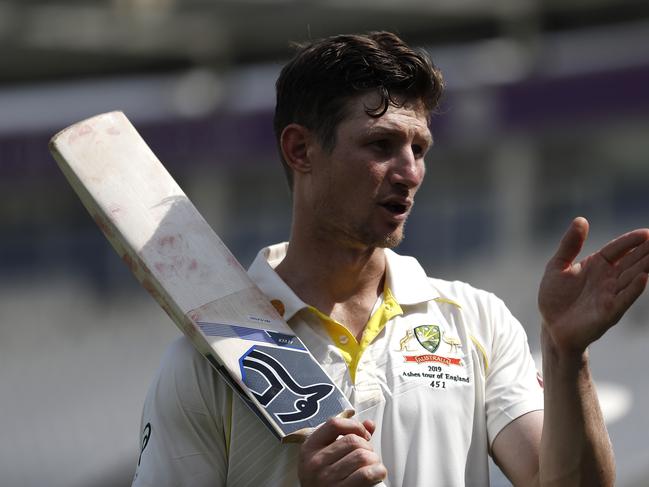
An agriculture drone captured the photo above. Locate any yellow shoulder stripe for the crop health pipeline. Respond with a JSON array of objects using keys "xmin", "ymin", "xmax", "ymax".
[
  {"xmin": 434, "ymin": 297, "xmax": 462, "ymax": 308},
  {"xmin": 469, "ymin": 335, "xmax": 489, "ymax": 373}
]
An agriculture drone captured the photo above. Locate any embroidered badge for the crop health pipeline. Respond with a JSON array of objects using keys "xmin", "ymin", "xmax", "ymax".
[
  {"xmin": 414, "ymin": 325, "xmax": 441, "ymax": 353},
  {"xmin": 397, "ymin": 325, "xmax": 470, "ymax": 388}
]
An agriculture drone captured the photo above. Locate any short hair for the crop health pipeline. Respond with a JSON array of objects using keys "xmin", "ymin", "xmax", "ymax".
[{"xmin": 273, "ymin": 31, "xmax": 444, "ymax": 190}]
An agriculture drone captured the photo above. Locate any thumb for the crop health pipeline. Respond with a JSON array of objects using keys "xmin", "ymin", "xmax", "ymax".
[{"xmin": 551, "ymin": 217, "xmax": 589, "ymax": 267}]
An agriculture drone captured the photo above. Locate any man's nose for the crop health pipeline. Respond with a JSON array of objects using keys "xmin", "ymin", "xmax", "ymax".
[{"xmin": 390, "ymin": 147, "xmax": 424, "ymax": 189}]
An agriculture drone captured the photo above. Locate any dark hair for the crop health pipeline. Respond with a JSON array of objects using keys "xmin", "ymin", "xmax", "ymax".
[{"xmin": 273, "ymin": 31, "xmax": 444, "ymax": 190}]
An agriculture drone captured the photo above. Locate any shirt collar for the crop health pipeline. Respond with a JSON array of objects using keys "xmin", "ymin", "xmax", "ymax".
[
  {"xmin": 247, "ymin": 243, "xmax": 438, "ymax": 320},
  {"xmin": 383, "ymin": 248, "xmax": 439, "ymax": 305},
  {"xmin": 247, "ymin": 242, "xmax": 308, "ymax": 321}
]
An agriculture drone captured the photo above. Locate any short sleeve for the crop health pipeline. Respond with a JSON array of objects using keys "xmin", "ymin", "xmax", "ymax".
[
  {"xmin": 484, "ymin": 295, "xmax": 544, "ymax": 447},
  {"xmin": 132, "ymin": 337, "xmax": 231, "ymax": 487}
]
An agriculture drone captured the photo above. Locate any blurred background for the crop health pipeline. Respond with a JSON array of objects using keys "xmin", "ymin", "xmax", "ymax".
[{"xmin": 1, "ymin": 0, "xmax": 648, "ymax": 485}]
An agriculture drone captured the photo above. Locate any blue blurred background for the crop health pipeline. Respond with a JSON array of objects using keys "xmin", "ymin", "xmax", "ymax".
[{"xmin": 1, "ymin": 1, "xmax": 648, "ymax": 485}]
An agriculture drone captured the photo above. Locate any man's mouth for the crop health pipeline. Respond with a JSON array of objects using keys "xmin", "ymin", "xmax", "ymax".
[
  {"xmin": 381, "ymin": 202, "xmax": 408, "ymax": 214},
  {"xmin": 379, "ymin": 198, "xmax": 412, "ymax": 218}
]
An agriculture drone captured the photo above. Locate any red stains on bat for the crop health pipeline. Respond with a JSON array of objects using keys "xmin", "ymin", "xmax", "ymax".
[
  {"xmin": 184, "ymin": 320, "xmax": 198, "ymax": 341},
  {"xmin": 153, "ymin": 257, "xmax": 200, "ymax": 279},
  {"xmin": 122, "ymin": 253, "xmax": 173, "ymax": 316},
  {"xmin": 141, "ymin": 278, "xmax": 158, "ymax": 298},
  {"xmin": 122, "ymin": 253, "xmax": 139, "ymax": 273},
  {"xmin": 152, "ymin": 234, "xmax": 200, "ymax": 279},
  {"xmin": 106, "ymin": 126, "xmax": 120, "ymax": 136},
  {"xmin": 67, "ymin": 123, "xmax": 93, "ymax": 145},
  {"xmin": 92, "ymin": 212, "xmax": 114, "ymax": 239},
  {"xmin": 158, "ymin": 235, "xmax": 177, "ymax": 247},
  {"xmin": 142, "ymin": 277, "xmax": 174, "ymax": 318},
  {"xmin": 226, "ymin": 254, "xmax": 242, "ymax": 271}
]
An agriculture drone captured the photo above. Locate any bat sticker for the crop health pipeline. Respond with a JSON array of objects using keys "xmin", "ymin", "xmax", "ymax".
[
  {"xmin": 240, "ymin": 346, "xmax": 335, "ymax": 424},
  {"xmin": 197, "ymin": 322, "xmax": 306, "ymax": 349}
]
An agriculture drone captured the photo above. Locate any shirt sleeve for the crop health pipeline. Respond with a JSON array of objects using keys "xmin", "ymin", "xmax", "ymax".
[
  {"xmin": 483, "ymin": 294, "xmax": 544, "ymax": 447},
  {"xmin": 132, "ymin": 337, "xmax": 231, "ymax": 487}
]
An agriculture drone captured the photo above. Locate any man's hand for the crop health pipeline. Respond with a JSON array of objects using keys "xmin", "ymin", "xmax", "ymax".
[
  {"xmin": 298, "ymin": 417, "xmax": 387, "ymax": 487},
  {"xmin": 539, "ymin": 216, "xmax": 649, "ymax": 355}
]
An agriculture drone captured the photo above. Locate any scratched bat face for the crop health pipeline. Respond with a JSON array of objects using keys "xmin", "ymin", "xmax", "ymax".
[
  {"xmin": 240, "ymin": 346, "xmax": 345, "ymax": 432},
  {"xmin": 50, "ymin": 111, "xmax": 354, "ymax": 441}
]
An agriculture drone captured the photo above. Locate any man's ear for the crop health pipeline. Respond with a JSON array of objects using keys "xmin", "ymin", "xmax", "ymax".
[{"xmin": 280, "ymin": 124, "xmax": 314, "ymax": 174}]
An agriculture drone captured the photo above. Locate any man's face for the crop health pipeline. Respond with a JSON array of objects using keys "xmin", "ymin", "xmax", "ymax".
[{"xmin": 305, "ymin": 92, "xmax": 432, "ymax": 249}]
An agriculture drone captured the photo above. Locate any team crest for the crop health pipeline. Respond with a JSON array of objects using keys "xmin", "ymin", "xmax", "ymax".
[{"xmin": 414, "ymin": 325, "xmax": 441, "ymax": 353}]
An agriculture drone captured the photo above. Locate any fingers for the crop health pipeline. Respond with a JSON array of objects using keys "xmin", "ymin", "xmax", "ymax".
[
  {"xmin": 550, "ymin": 217, "xmax": 589, "ymax": 267},
  {"xmin": 617, "ymin": 245, "xmax": 649, "ymax": 292},
  {"xmin": 600, "ymin": 228, "xmax": 649, "ymax": 265},
  {"xmin": 615, "ymin": 272, "xmax": 649, "ymax": 318},
  {"xmin": 316, "ymin": 428, "xmax": 375, "ymax": 468},
  {"xmin": 343, "ymin": 463, "xmax": 388, "ymax": 487},
  {"xmin": 299, "ymin": 417, "xmax": 387, "ymax": 487},
  {"xmin": 304, "ymin": 417, "xmax": 371, "ymax": 450},
  {"xmin": 617, "ymin": 237, "xmax": 649, "ymax": 271},
  {"xmin": 330, "ymin": 443, "xmax": 385, "ymax": 485}
]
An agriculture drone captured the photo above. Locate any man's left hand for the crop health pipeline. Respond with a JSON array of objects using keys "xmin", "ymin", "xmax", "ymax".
[{"xmin": 538, "ymin": 217, "xmax": 649, "ymax": 355}]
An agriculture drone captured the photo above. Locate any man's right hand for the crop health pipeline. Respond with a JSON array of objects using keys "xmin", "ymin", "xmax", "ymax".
[{"xmin": 298, "ymin": 417, "xmax": 387, "ymax": 486}]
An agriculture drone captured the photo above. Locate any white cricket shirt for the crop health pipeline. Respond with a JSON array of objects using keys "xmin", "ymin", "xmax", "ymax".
[{"xmin": 132, "ymin": 243, "xmax": 543, "ymax": 486}]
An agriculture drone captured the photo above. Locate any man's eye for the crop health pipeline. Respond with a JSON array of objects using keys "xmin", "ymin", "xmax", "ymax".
[
  {"xmin": 370, "ymin": 140, "xmax": 390, "ymax": 152},
  {"xmin": 412, "ymin": 144, "xmax": 424, "ymax": 158}
]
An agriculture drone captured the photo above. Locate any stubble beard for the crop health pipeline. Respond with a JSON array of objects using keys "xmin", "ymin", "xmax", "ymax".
[
  {"xmin": 312, "ymin": 190, "xmax": 408, "ymax": 249},
  {"xmin": 367, "ymin": 226, "xmax": 405, "ymax": 249},
  {"xmin": 351, "ymin": 215, "xmax": 407, "ymax": 249},
  {"xmin": 381, "ymin": 229, "xmax": 405, "ymax": 248}
]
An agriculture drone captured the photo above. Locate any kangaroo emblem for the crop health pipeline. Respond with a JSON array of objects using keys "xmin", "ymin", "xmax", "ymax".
[{"xmin": 398, "ymin": 329, "xmax": 416, "ymax": 351}]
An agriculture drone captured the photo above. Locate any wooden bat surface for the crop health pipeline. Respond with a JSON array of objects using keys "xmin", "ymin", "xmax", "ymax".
[{"xmin": 49, "ymin": 111, "xmax": 353, "ymax": 442}]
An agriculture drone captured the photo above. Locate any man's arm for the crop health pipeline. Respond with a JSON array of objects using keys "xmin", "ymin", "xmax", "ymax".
[
  {"xmin": 493, "ymin": 217, "xmax": 649, "ymax": 486},
  {"xmin": 133, "ymin": 338, "xmax": 229, "ymax": 487}
]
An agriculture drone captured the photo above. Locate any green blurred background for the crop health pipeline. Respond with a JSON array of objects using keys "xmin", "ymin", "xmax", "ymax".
[{"xmin": 1, "ymin": 1, "xmax": 648, "ymax": 485}]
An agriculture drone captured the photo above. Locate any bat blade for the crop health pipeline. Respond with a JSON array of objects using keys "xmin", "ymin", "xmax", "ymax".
[{"xmin": 49, "ymin": 111, "xmax": 353, "ymax": 441}]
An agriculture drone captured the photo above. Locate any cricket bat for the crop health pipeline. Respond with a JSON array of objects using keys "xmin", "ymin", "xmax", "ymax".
[{"xmin": 49, "ymin": 111, "xmax": 354, "ymax": 442}]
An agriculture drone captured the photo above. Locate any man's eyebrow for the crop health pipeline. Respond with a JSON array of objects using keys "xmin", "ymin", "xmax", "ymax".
[{"xmin": 364, "ymin": 126, "xmax": 433, "ymax": 145}]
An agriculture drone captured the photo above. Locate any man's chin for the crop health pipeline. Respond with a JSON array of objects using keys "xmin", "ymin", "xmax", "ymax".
[
  {"xmin": 350, "ymin": 221, "xmax": 405, "ymax": 249},
  {"xmin": 374, "ymin": 229, "xmax": 404, "ymax": 249}
]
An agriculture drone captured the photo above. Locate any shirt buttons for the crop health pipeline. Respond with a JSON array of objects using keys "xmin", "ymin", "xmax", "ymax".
[{"xmin": 339, "ymin": 335, "xmax": 349, "ymax": 345}]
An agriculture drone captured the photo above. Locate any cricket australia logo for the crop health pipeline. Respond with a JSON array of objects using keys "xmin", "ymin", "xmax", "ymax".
[
  {"xmin": 414, "ymin": 324, "xmax": 441, "ymax": 353},
  {"xmin": 241, "ymin": 347, "xmax": 335, "ymax": 424}
]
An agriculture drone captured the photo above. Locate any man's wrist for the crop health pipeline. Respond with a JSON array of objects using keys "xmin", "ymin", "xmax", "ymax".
[{"xmin": 540, "ymin": 324, "xmax": 590, "ymax": 376}]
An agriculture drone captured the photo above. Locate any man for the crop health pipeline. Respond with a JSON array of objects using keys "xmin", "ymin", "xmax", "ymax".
[{"xmin": 132, "ymin": 32, "xmax": 649, "ymax": 486}]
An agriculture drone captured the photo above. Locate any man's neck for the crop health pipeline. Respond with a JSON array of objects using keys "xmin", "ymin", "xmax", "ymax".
[{"xmin": 275, "ymin": 233, "xmax": 387, "ymax": 339}]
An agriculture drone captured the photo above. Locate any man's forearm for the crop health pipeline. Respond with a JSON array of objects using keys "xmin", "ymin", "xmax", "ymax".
[{"xmin": 539, "ymin": 327, "xmax": 615, "ymax": 487}]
